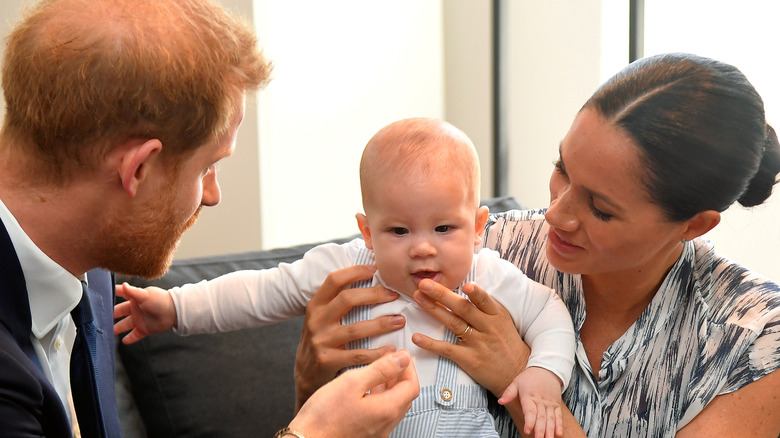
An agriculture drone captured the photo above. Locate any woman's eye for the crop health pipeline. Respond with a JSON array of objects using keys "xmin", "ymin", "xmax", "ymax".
[
  {"xmin": 391, "ymin": 228, "xmax": 408, "ymax": 236},
  {"xmin": 435, "ymin": 225, "xmax": 451, "ymax": 233},
  {"xmin": 589, "ymin": 202, "xmax": 613, "ymax": 221},
  {"xmin": 553, "ymin": 158, "xmax": 567, "ymax": 176}
]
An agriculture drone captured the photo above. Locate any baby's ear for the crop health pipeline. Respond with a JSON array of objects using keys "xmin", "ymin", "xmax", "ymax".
[
  {"xmin": 474, "ymin": 206, "xmax": 490, "ymax": 246},
  {"xmin": 356, "ymin": 213, "xmax": 374, "ymax": 249}
]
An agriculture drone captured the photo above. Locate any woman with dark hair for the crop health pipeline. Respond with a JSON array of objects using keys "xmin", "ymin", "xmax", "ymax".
[{"xmin": 295, "ymin": 53, "xmax": 780, "ymax": 437}]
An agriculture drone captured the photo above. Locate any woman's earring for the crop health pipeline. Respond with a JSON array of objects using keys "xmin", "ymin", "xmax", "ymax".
[{"xmin": 681, "ymin": 238, "xmax": 686, "ymax": 244}]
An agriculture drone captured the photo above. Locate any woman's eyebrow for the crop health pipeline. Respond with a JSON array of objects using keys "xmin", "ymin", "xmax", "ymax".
[{"xmin": 558, "ymin": 142, "xmax": 625, "ymax": 214}]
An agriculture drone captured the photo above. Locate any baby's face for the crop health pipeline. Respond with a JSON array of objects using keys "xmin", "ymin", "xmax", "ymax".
[{"xmin": 359, "ymin": 171, "xmax": 485, "ymax": 296}]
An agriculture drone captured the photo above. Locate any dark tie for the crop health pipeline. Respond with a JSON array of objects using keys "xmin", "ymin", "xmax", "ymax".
[{"xmin": 70, "ymin": 281, "xmax": 107, "ymax": 438}]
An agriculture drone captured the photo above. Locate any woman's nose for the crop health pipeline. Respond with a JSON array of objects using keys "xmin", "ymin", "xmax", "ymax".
[{"xmin": 545, "ymin": 191, "xmax": 578, "ymax": 231}]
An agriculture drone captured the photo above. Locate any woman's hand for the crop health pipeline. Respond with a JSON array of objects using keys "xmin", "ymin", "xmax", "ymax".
[
  {"xmin": 294, "ymin": 265, "xmax": 406, "ymax": 411},
  {"xmin": 411, "ymin": 279, "xmax": 530, "ymax": 396}
]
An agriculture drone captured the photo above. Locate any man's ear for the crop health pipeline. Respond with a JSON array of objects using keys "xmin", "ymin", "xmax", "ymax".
[
  {"xmin": 356, "ymin": 213, "xmax": 373, "ymax": 250},
  {"xmin": 118, "ymin": 139, "xmax": 163, "ymax": 198},
  {"xmin": 474, "ymin": 205, "xmax": 490, "ymax": 246},
  {"xmin": 682, "ymin": 210, "xmax": 721, "ymax": 241}
]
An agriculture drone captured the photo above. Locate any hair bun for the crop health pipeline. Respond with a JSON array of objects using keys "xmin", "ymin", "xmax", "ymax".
[{"xmin": 738, "ymin": 124, "xmax": 780, "ymax": 207}]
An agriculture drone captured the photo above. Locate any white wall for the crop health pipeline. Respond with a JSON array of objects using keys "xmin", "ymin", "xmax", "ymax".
[
  {"xmin": 182, "ymin": 0, "xmax": 448, "ymax": 256},
  {"xmin": 250, "ymin": 0, "xmax": 445, "ymax": 251},
  {"xmin": 174, "ymin": 0, "xmax": 265, "ymax": 258},
  {"xmin": 442, "ymin": 0, "xmax": 493, "ymax": 198},
  {"xmin": 503, "ymin": 0, "xmax": 606, "ymax": 210}
]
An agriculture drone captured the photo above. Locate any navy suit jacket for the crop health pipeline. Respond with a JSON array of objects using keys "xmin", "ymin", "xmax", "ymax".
[{"xmin": 0, "ymin": 218, "xmax": 121, "ymax": 437}]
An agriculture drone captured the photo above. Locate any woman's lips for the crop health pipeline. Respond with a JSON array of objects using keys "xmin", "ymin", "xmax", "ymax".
[{"xmin": 547, "ymin": 228, "xmax": 584, "ymax": 255}]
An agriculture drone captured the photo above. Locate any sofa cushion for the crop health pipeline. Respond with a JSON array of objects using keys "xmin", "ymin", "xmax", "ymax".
[{"xmin": 116, "ymin": 197, "xmax": 523, "ymax": 437}]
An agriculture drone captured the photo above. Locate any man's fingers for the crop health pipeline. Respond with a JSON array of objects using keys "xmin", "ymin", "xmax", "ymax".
[{"xmin": 354, "ymin": 350, "xmax": 413, "ymax": 393}]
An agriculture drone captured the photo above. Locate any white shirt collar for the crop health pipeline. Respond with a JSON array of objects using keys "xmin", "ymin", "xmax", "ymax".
[{"xmin": 0, "ymin": 198, "xmax": 82, "ymax": 338}]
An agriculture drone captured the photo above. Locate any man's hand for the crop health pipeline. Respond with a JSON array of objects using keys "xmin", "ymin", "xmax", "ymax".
[{"xmin": 289, "ymin": 349, "xmax": 419, "ymax": 438}]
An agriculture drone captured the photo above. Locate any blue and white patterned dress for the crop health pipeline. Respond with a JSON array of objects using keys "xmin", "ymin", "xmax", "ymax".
[{"xmin": 483, "ymin": 209, "xmax": 780, "ymax": 438}]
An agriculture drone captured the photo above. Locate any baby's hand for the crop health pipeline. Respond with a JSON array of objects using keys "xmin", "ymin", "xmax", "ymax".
[
  {"xmin": 113, "ymin": 283, "xmax": 177, "ymax": 344},
  {"xmin": 498, "ymin": 366, "xmax": 563, "ymax": 438}
]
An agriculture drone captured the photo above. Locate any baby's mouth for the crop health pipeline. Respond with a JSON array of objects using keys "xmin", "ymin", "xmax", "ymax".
[{"xmin": 412, "ymin": 270, "xmax": 441, "ymax": 283}]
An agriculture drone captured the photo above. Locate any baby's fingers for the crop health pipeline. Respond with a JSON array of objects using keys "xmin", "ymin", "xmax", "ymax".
[
  {"xmin": 521, "ymin": 400, "xmax": 538, "ymax": 437},
  {"xmin": 527, "ymin": 401, "xmax": 562, "ymax": 438},
  {"xmin": 113, "ymin": 313, "xmax": 135, "ymax": 336},
  {"xmin": 553, "ymin": 406, "xmax": 563, "ymax": 438},
  {"xmin": 116, "ymin": 282, "xmax": 148, "ymax": 301},
  {"xmin": 498, "ymin": 383, "xmax": 519, "ymax": 405},
  {"xmin": 113, "ymin": 300, "xmax": 131, "ymax": 319},
  {"xmin": 120, "ymin": 329, "xmax": 147, "ymax": 345}
]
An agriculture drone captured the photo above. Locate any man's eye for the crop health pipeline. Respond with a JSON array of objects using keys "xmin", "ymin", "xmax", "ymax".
[
  {"xmin": 391, "ymin": 228, "xmax": 408, "ymax": 236},
  {"xmin": 435, "ymin": 225, "xmax": 451, "ymax": 233}
]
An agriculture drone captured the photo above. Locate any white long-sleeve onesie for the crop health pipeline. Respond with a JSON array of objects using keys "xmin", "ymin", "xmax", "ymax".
[{"xmin": 170, "ymin": 238, "xmax": 574, "ymax": 388}]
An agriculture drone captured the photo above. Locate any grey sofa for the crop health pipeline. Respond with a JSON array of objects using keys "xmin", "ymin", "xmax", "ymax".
[{"xmin": 114, "ymin": 197, "xmax": 523, "ymax": 437}]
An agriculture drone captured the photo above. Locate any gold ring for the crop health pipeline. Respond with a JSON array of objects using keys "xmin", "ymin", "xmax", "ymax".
[{"xmin": 457, "ymin": 324, "xmax": 473, "ymax": 342}]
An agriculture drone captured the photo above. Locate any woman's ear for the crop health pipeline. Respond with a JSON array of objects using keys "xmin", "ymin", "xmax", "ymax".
[
  {"xmin": 682, "ymin": 210, "xmax": 721, "ymax": 241},
  {"xmin": 117, "ymin": 139, "xmax": 163, "ymax": 197},
  {"xmin": 474, "ymin": 205, "xmax": 490, "ymax": 246},
  {"xmin": 356, "ymin": 213, "xmax": 374, "ymax": 249}
]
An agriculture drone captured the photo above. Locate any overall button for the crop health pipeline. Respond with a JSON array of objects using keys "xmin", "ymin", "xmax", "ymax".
[{"xmin": 440, "ymin": 388, "xmax": 453, "ymax": 401}]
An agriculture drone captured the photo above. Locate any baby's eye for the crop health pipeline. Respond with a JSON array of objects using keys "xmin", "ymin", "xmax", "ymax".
[
  {"xmin": 435, "ymin": 225, "xmax": 451, "ymax": 233},
  {"xmin": 391, "ymin": 227, "xmax": 409, "ymax": 236}
]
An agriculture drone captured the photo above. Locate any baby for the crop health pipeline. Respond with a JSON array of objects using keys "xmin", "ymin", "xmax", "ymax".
[{"xmin": 114, "ymin": 117, "xmax": 575, "ymax": 437}]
